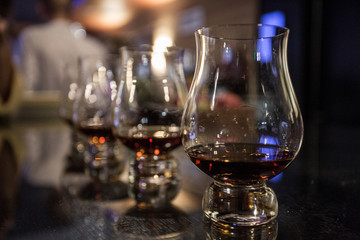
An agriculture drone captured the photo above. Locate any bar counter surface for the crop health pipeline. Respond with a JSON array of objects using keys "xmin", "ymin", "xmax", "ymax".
[{"xmin": 1, "ymin": 116, "xmax": 360, "ymax": 240}]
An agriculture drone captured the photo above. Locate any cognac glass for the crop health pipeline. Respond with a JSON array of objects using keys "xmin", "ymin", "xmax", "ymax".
[
  {"xmin": 181, "ymin": 24, "xmax": 303, "ymax": 226},
  {"xmin": 72, "ymin": 54, "xmax": 125, "ymax": 187},
  {"xmin": 112, "ymin": 45, "xmax": 187, "ymax": 207}
]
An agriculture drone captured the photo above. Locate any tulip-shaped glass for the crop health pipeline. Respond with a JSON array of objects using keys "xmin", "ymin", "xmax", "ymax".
[
  {"xmin": 72, "ymin": 54, "xmax": 124, "ymax": 186},
  {"xmin": 181, "ymin": 24, "xmax": 304, "ymax": 226},
  {"xmin": 112, "ymin": 45, "xmax": 188, "ymax": 207}
]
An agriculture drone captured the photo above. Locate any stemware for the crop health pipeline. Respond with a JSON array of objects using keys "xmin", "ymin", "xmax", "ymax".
[
  {"xmin": 112, "ymin": 45, "xmax": 188, "ymax": 207},
  {"xmin": 181, "ymin": 24, "xmax": 303, "ymax": 226},
  {"xmin": 71, "ymin": 54, "xmax": 127, "ymax": 198}
]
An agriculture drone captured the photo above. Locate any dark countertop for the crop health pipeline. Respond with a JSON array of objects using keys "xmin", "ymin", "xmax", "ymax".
[{"xmin": 1, "ymin": 119, "xmax": 360, "ymax": 240}]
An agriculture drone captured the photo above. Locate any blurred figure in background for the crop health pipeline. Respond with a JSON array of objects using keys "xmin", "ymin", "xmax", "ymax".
[
  {"xmin": 0, "ymin": 0, "xmax": 22, "ymax": 119},
  {"xmin": 0, "ymin": 3, "xmax": 24, "ymax": 238},
  {"xmin": 18, "ymin": 0, "xmax": 106, "ymax": 91}
]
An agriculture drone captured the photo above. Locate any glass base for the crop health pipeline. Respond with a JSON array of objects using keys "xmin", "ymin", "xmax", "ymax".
[
  {"xmin": 203, "ymin": 181, "xmax": 278, "ymax": 227},
  {"xmin": 128, "ymin": 154, "xmax": 180, "ymax": 208}
]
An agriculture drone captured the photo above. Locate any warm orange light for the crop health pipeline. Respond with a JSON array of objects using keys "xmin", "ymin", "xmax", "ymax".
[
  {"xmin": 154, "ymin": 149, "xmax": 160, "ymax": 155},
  {"xmin": 72, "ymin": 0, "xmax": 133, "ymax": 31},
  {"xmin": 133, "ymin": 0, "xmax": 175, "ymax": 8},
  {"xmin": 92, "ymin": 136, "xmax": 99, "ymax": 144},
  {"xmin": 137, "ymin": 152, "xmax": 142, "ymax": 157},
  {"xmin": 99, "ymin": 137, "xmax": 105, "ymax": 144}
]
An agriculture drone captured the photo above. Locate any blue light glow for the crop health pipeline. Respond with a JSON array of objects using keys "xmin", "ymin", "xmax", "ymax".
[
  {"xmin": 261, "ymin": 11, "xmax": 286, "ymax": 28},
  {"xmin": 258, "ymin": 11, "xmax": 286, "ymax": 63},
  {"xmin": 71, "ymin": 0, "xmax": 87, "ymax": 7},
  {"xmin": 258, "ymin": 135, "xmax": 279, "ymax": 161},
  {"xmin": 269, "ymin": 172, "xmax": 283, "ymax": 183}
]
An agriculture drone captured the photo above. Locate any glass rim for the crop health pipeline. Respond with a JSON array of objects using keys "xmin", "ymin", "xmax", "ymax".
[{"xmin": 196, "ymin": 24, "xmax": 289, "ymax": 40}]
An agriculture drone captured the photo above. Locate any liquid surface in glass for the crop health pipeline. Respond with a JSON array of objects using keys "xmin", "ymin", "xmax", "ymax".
[{"xmin": 187, "ymin": 143, "xmax": 295, "ymax": 184}]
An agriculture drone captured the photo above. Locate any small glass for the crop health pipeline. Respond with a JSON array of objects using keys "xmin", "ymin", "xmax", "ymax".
[{"xmin": 181, "ymin": 24, "xmax": 304, "ymax": 226}]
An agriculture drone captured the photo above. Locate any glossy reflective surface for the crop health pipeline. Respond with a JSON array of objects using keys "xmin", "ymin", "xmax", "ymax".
[{"xmin": 1, "ymin": 119, "xmax": 360, "ymax": 239}]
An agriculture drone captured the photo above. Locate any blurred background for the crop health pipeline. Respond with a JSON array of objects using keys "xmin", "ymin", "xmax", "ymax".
[
  {"xmin": 4, "ymin": 0, "xmax": 359, "ymax": 175},
  {"xmin": 1, "ymin": 0, "xmax": 360, "ymax": 238}
]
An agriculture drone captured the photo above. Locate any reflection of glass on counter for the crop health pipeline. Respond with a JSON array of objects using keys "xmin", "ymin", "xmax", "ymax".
[
  {"xmin": 62, "ymin": 128, "xmax": 131, "ymax": 201},
  {"xmin": 83, "ymin": 136, "xmax": 125, "ymax": 183},
  {"xmin": 113, "ymin": 204, "xmax": 194, "ymax": 240},
  {"xmin": 64, "ymin": 130, "xmax": 86, "ymax": 173},
  {"xmin": 204, "ymin": 218, "xmax": 278, "ymax": 240},
  {"xmin": 80, "ymin": 135, "xmax": 129, "ymax": 201}
]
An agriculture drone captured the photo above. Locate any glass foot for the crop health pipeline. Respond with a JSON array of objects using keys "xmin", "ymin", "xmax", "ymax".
[
  {"xmin": 128, "ymin": 154, "xmax": 180, "ymax": 208},
  {"xmin": 203, "ymin": 181, "xmax": 278, "ymax": 227}
]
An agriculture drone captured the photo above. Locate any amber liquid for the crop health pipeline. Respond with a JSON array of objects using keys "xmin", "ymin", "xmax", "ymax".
[
  {"xmin": 77, "ymin": 126, "xmax": 115, "ymax": 140},
  {"xmin": 187, "ymin": 143, "xmax": 295, "ymax": 184},
  {"xmin": 117, "ymin": 135, "xmax": 181, "ymax": 153}
]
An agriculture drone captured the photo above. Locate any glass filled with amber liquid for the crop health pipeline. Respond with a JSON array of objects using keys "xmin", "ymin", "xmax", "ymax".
[
  {"xmin": 112, "ymin": 45, "xmax": 188, "ymax": 207},
  {"xmin": 71, "ymin": 54, "xmax": 127, "ymax": 200},
  {"xmin": 182, "ymin": 24, "xmax": 304, "ymax": 227}
]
